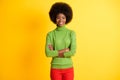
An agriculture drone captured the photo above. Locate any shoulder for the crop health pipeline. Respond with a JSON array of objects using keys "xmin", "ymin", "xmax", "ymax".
[
  {"xmin": 70, "ymin": 30, "xmax": 76, "ymax": 37},
  {"xmin": 66, "ymin": 28, "xmax": 76, "ymax": 34},
  {"xmin": 46, "ymin": 29, "xmax": 55, "ymax": 37},
  {"xmin": 66, "ymin": 29, "xmax": 76, "ymax": 38}
]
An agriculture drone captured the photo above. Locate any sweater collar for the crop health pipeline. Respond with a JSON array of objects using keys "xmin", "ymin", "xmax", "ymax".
[{"xmin": 56, "ymin": 25, "xmax": 67, "ymax": 31}]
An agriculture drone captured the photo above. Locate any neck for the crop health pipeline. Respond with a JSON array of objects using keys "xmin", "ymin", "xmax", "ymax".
[
  {"xmin": 57, "ymin": 24, "xmax": 66, "ymax": 27},
  {"xmin": 56, "ymin": 25, "xmax": 67, "ymax": 31}
]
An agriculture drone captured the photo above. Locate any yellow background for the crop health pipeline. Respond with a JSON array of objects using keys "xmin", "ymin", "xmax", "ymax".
[{"xmin": 0, "ymin": 0, "xmax": 120, "ymax": 80}]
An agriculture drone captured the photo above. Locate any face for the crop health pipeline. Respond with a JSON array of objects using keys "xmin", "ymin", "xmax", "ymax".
[{"xmin": 56, "ymin": 13, "xmax": 66, "ymax": 27}]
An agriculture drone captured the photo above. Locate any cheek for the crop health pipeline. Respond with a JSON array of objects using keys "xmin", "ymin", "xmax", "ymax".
[
  {"xmin": 55, "ymin": 19, "xmax": 58, "ymax": 23},
  {"xmin": 64, "ymin": 19, "xmax": 66, "ymax": 23},
  {"xmin": 56, "ymin": 20, "xmax": 58, "ymax": 24}
]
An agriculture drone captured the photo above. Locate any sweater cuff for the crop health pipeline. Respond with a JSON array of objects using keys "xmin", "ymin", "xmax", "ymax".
[
  {"xmin": 64, "ymin": 52, "xmax": 69, "ymax": 57},
  {"xmin": 54, "ymin": 50, "xmax": 59, "ymax": 56}
]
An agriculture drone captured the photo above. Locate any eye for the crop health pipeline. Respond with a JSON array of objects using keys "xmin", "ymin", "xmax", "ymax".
[
  {"xmin": 62, "ymin": 17, "xmax": 65, "ymax": 19},
  {"xmin": 56, "ymin": 17, "xmax": 60, "ymax": 19}
]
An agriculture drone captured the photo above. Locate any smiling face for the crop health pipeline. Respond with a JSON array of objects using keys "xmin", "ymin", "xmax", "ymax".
[{"xmin": 56, "ymin": 13, "xmax": 66, "ymax": 27}]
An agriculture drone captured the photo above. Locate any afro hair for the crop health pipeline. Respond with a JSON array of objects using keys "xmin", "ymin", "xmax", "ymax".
[{"xmin": 49, "ymin": 2, "xmax": 73, "ymax": 24}]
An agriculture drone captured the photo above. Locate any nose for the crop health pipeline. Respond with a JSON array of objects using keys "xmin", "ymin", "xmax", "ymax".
[{"xmin": 59, "ymin": 18, "xmax": 63, "ymax": 21}]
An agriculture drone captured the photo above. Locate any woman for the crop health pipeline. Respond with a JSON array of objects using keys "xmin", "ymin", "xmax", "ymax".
[{"xmin": 45, "ymin": 2, "xmax": 76, "ymax": 80}]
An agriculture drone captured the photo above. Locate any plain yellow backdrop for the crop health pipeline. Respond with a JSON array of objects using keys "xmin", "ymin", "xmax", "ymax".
[{"xmin": 0, "ymin": 0, "xmax": 120, "ymax": 80}]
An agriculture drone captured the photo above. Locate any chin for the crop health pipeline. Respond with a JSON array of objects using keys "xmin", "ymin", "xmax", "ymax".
[{"xmin": 58, "ymin": 24, "xmax": 64, "ymax": 26}]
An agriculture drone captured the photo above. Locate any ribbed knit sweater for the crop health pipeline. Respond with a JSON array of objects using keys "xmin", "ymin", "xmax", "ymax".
[{"xmin": 45, "ymin": 25, "xmax": 76, "ymax": 69}]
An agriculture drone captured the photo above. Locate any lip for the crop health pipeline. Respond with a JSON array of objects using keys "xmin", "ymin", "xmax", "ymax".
[
  {"xmin": 59, "ymin": 22, "xmax": 63, "ymax": 24},
  {"xmin": 58, "ymin": 23, "xmax": 63, "ymax": 25},
  {"xmin": 57, "ymin": 22, "xmax": 64, "ymax": 26},
  {"xmin": 58, "ymin": 21, "xmax": 64, "ymax": 24}
]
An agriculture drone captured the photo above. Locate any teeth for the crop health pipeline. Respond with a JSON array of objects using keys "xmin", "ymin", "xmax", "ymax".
[
  {"xmin": 59, "ymin": 22, "xmax": 63, "ymax": 24},
  {"xmin": 59, "ymin": 23, "xmax": 62, "ymax": 24}
]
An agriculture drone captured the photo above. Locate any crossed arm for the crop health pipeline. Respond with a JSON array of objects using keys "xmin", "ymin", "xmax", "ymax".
[
  {"xmin": 45, "ymin": 31, "xmax": 76, "ymax": 57},
  {"xmin": 48, "ymin": 44, "xmax": 69, "ymax": 57}
]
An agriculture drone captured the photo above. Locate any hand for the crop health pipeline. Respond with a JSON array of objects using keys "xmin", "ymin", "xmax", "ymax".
[
  {"xmin": 58, "ymin": 48, "xmax": 70, "ymax": 58},
  {"xmin": 58, "ymin": 53, "xmax": 64, "ymax": 58},
  {"xmin": 65, "ymin": 48, "xmax": 70, "ymax": 52},
  {"xmin": 48, "ymin": 44, "xmax": 53, "ymax": 51}
]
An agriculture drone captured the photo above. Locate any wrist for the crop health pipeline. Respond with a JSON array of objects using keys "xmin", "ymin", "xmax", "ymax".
[
  {"xmin": 58, "ymin": 53, "xmax": 64, "ymax": 57},
  {"xmin": 65, "ymin": 48, "xmax": 69, "ymax": 52}
]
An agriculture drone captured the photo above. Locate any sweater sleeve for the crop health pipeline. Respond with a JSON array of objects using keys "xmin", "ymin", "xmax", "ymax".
[
  {"xmin": 64, "ymin": 31, "xmax": 76, "ymax": 57},
  {"xmin": 45, "ymin": 32, "xmax": 58, "ymax": 57}
]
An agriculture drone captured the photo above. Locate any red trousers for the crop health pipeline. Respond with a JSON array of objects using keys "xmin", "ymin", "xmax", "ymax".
[{"xmin": 50, "ymin": 67, "xmax": 74, "ymax": 80}]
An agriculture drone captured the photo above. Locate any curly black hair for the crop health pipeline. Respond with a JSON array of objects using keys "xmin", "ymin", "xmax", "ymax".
[{"xmin": 49, "ymin": 2, "xmax": 73, "ymax": 24}]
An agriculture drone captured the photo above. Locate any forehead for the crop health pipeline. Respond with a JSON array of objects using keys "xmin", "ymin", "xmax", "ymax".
[{"xmin": 56, "ymin": 13, "xmax": 66, "ymax": 17}]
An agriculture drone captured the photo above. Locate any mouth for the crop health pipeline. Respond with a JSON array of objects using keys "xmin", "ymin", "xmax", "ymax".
[{"xmin": 58, "ymin": 22, "xmax": 64, "ymax": 25}]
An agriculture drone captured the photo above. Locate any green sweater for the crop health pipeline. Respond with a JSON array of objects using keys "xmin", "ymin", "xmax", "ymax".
[{"xmin": 45, "ymin": 25, "xmax": 76, "ymax": 69}]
